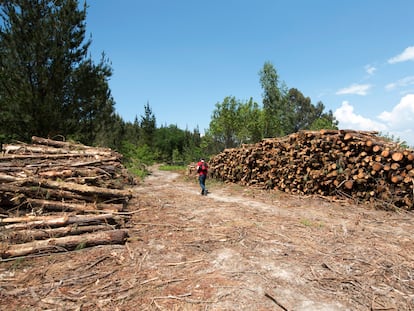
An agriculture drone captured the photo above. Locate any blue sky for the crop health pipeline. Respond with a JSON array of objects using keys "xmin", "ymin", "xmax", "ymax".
[{"xmin": 85, "ymin": 1, "xmax": 414, "ymax": 146}]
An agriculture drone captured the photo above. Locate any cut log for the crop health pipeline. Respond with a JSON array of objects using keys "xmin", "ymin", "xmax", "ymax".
[
  {"xmin": 0, "ymin": 153, "xmax": 92, "ymax": 161},
  {"xmin": 31, "ymin": 136, "xmax": 117, "ymax": 157},
  {"xmin": 25, "ymin": 198, "xmax": 124, "ymax": 213},
  {"xmin": 4, "ymin": 144, "xmax": 69, "ymax": 155},
  {"xmin": 2, "ymin": 213, "xmax": 117, "ymax": 230},
  {"xmin": 0, "ymin": 230, "xmax": 128, "ymax": 258},
  {"xmin": 38, "ymin": 169, "xmax": 73, "ymax": 178},
  {"xmin": 21, "ymin": 179, "xmax": 132, "ymax": 200},
  {"xmin": 0, "ymin": 137, "xmax": 133, "ymax": 255},
  {"xmin": 391, "ymin": 152, "xmax": 404, "ymax": 162},
  {"xmin": 209, "ymin": 129, "xmax": 414, "ymax": 210},
  {"xmin": 2, "ymin": 224, "xmax": 115, "ymax": 243},
  {"xmin": 372, "ymin": 145, "xmax": 382, "ymax": 153},
  {"xmin": 0, "ymin": 178, "xmax": 132, "ymax": 203},
  {"xmin": 381, "ymin": 149, "xmax": 390, "ymax": 158},
  {"xmin": 343, "ymin": 180, "xmax": 354, "ymax": 190},
  {"xmin": 31, "ymin": 136, "xmax": 79, "ymax": 148},
  {"xmin": 0, "ymin": 183, "xmax": 92, "ymax": 202},
  {"xmin": 371, "ymin": 162, "xmax": 383, "ymax": 172},
  {"xmin": 0, "ymin": 173, "xmax": 20, "ymax": 182},
  {"xmin": 69, "ymin": 157, "xmax": 120, "ymax": 167},
  {"xmin": 390, "ymin": 175, "xmax": 403, "ymax": 184}
]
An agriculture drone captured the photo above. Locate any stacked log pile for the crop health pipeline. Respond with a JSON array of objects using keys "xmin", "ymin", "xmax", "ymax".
[
  {"xmin": 210, "ymin": 130, "xmax": 414, "ymax": 210},
  {"xmin": 0, "ymin": 137, "xmax": 134, "ymax": 259}
]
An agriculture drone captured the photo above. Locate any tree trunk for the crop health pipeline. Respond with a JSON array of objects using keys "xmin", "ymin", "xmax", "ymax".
[
  {"xmin": 1, "ymin": 230, "xmax": 128, "ymax": 259},
  {"xmin": 2, "ymin": 213, "xmax": 117, "ymax": 230}
]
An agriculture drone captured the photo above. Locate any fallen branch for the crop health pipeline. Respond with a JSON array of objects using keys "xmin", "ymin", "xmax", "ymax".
[
  {"xmin": 164, "ymin": 259, "xmax": 204, "ymax": 266},
  {"xmin": 264, "ymin": 292, "xmax": 289, "ymax": 311}
]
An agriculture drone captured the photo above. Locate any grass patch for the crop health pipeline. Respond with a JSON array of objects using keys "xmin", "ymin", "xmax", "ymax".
[
  {"xmin": 11, "ymin": 257, "xmax": 26, "ymax": 269},
  {"xmin": 75, "ymin": 242, "xmax": 86, "ymax": 251},
  {"xmin": 159, "ymin": 165, "xmax": 187, "ymax": 171},
  {"xmin": 300, "ymin": 218, "xmax": 313, "ymax": 227},
  {"xmin": 300, "ymin": 218, "xmax": 324, "ymax": 228},
  {"xmin": 128, "ymin": 166, "xmax": 149, "ymax": 180}
]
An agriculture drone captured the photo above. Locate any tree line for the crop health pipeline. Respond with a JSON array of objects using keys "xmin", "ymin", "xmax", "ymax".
[{"xmin": 0, "ymin": 0, "xmax": 337, "ymax": 168}]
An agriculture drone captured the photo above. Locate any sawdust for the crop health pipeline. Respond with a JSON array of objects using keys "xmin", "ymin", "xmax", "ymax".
[{"xmin": 1, "ymin": 165, "xmax": 414, "ymax": 310}]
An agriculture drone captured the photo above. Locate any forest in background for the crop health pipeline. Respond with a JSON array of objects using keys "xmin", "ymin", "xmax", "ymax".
[{"xmin": 0, "ymin": 0, "xmax": 338, "ymax": 176}]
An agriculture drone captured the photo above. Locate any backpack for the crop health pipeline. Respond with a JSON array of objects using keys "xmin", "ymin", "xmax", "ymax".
[{"xmin": 197, "ymin": 162, "xmax": 207, "ymax": 173}]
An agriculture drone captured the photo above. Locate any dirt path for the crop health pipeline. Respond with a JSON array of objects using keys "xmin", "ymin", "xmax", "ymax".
[{"xmin": 1, "ymin": 166, "xmax": 414, "ymax": 310}]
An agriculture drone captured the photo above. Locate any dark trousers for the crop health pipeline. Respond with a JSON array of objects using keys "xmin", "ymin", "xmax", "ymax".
[{"xmin": 199, "ymin": 174, "xmax": 206, "ymax": 193}]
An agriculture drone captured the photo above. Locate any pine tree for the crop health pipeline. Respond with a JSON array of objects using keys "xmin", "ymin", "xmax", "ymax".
[
  {"xmin": 139, "ymin": 102, "xmax": 156, "ymax": 147},
  {"xmin": 0, "ymin": 0, "xmax": 115, "ymax": 144}
]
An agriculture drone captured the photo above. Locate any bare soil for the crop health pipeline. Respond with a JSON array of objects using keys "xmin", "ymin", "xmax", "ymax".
[{"xmin": 1, "ymin": 166, "xmax": 414, "ymax": 310}]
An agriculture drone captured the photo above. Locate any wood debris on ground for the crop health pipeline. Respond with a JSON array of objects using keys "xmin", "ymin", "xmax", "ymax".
[
  {"xmin": 0, "ymin": 136, "xmax": 134, "ymax": 259},
  {"xmin": 210, "ymin": 129, "xmax": 414, "ymax": 210}
]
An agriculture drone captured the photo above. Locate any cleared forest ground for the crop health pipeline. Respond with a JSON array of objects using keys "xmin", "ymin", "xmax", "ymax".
[{"xmin": 1, "ymin": 166, "xmax": 413, "ymax": 310}]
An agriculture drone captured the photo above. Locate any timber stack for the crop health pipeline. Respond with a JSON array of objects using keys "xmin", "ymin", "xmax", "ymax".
[
  {"xmin": 210, "ymin": 129, "xmax": 414, "ymax": 210},
  {"xmin": 0, "ymin": 136, "xmax": 134, "ymax": 259}
]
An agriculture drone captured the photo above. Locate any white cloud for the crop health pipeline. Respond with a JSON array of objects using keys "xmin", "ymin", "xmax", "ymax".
[
  {"xmin": 334, "ymin": 101, "xmax": 387, "ymax": 131},
  {"xmin": 364, "ymin": 64, "xmax": 376, "ymax": 76},
  {"xmin": 385, "ymin": 76, "xmax": 414, "ymax": 91},
  {"xmin": 334, "ymin": 96, "xmax": 414, "ymax": 147},
  {"xmin": 388, "ymin": 46, "xmax": 414, "ymax": 64},
  {"xmin": 378, "ymin": 94, "xmax": 414, "ymax": 130},
  {"xmin": 336, "ymin": 84, "xmax": 372, "ymax": 96}
]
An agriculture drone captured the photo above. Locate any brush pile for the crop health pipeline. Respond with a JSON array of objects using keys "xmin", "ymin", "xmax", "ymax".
[
  {"xmin": 0, "ymin": 136, "xmax": 134, "ymax": 259},
  {"xmin": 210, "ymin": 130, "xmax": 414, "ymax": 210}
]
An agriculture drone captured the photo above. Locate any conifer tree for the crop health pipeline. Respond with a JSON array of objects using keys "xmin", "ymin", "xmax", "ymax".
[{"xmin": 0, "ymin": 0, "xmax": 115, "ymax": 144}]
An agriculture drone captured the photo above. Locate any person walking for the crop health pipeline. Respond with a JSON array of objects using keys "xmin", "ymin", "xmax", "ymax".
[{"xmin": 196, "ymin": 158, "xmax": 208, "ymax": 195}]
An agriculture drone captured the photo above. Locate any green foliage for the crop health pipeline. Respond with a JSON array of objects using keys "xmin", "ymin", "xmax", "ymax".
[
  {"xmin": 121, "ymin": 142, "xmax": 155, "ymax": 166},
  {"xmin": 154, "ymin": 124, "xmax": 185, "ymax": 162},
  {"xmin": 93, "ymin": 113, "xmax": 126, "ymax": 150},
  {"xmin": 309, "ymin": 114, "xmax": 338, "ymax": 131},
  {"xmin": 209, "ymin": 96, "xmax": 241, "ymax": 149},
  {"xmin": 140, "ymin": 102, "xmax": 156, "ymax": 147},
  {"xmin": 287, "ymin": 88, "xmax": 338, "ymax": 132},
  {"xmin": 110, "ymin": 102, "xmax": 205, "ymax": 167},
  {"xmin": 259, "ymin": 62, "xmax": 289, "ymax": 137},
  {"xmin": 172, "ymin": 148, "xmax": 183, "ymax": 164},
  {"xmin": 237, "ymin": 98, "xmax": 263, "ymax": 143},
  {"xmin": 199, "ymin": 131, "xmax": 222, "ymax": 158},
  {"xmin": 206, "ymin": 62, "xmax": 338, "ymax": 152},
  {"xmin": 182, "ymin": 141, "xmax": 202, "ymax": 164},
  {"xmin": 119, "ymin": 141, "xmax": 155, "ymax": 179},
  {"xmin": 0, "ymin": 0, "xmax": 115, "ymax": 145},
  {"xmin": 208, "ymin": 96, "xmax": 263, "ymax": 149}
]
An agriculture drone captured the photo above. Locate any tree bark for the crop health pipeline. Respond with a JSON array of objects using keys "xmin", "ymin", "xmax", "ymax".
[
  {"xmin": 25, "ymin": 198, "xmax": 124, "ymax": 213},
  {"xmin": 2, "ymin": 213, "xmax": 117, "ymax": 230},
  {"xmin": 1, "ymin": 230, "xmax": 128, "ymax": 259},
  {"xmin": 3, "ymin": 224, "xmax": 115, "ymax": 243}
]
